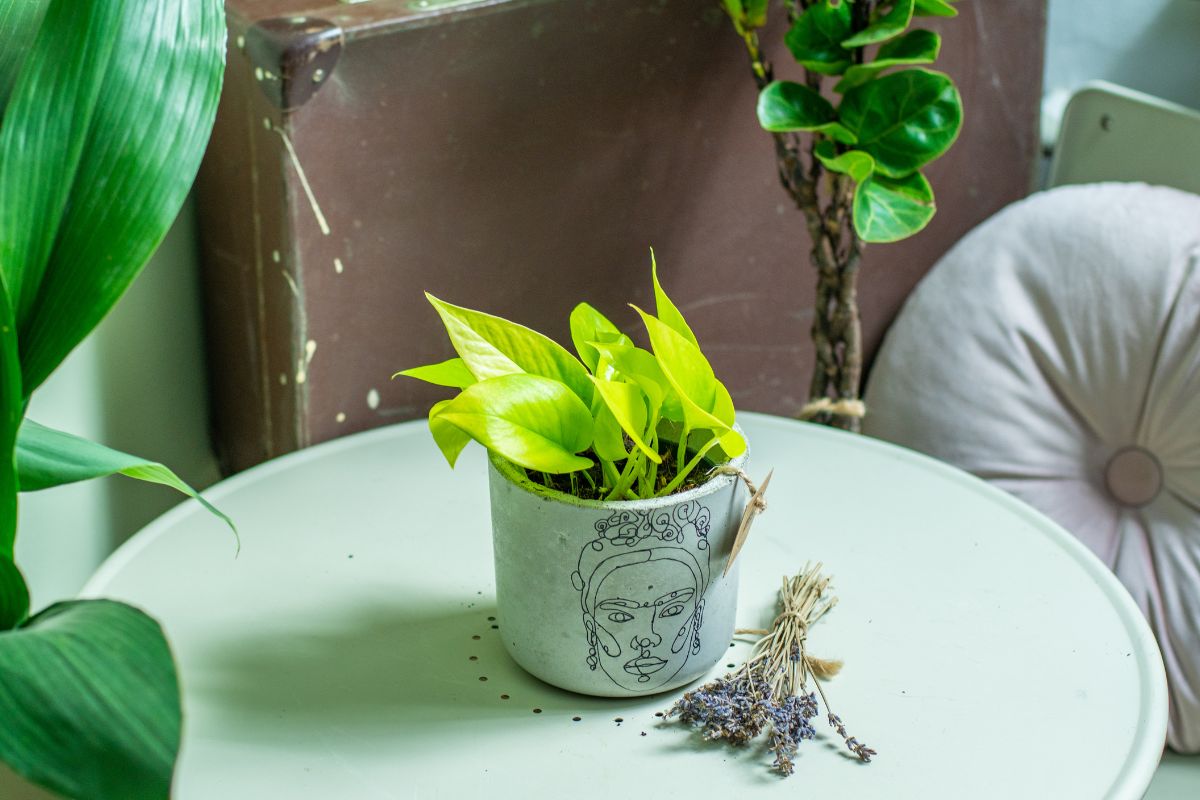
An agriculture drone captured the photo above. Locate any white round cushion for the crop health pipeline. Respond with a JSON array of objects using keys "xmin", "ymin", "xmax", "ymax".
[{"xmin": 864, "ymin": 183, "xmax": 1200, "ymax": 751}]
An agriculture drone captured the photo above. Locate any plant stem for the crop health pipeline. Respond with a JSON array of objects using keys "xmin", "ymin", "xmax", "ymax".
[{"xmin": 657, "ymin": 438, "xmax": 720, "ymax": 497}]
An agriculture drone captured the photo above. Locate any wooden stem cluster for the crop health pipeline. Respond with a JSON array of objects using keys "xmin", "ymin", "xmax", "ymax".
[{"xmin": 737, "ymin": 1, "xmax": 876, "ymax": 433}]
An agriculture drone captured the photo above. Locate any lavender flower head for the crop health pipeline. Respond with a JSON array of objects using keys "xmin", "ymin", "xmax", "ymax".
[{"xmin": 667, "ymin": 662, "xmax": 819, "ymax": 775}]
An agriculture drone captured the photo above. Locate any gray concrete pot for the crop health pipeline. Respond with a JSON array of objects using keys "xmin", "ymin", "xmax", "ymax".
[{"xmin": 488, "ymin": 442, "xmax": 747, "ymax": 697}]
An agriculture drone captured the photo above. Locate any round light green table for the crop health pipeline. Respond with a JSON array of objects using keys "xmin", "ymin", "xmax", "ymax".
[{"xmin": 82, "ymin": 413, "xmax": 1168, "ymax": 798}]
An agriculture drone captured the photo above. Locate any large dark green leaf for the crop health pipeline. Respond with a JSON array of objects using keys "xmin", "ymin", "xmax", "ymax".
[
  {"xmin": 836, "ymin": 29, "xmax": 941, "ymax": 92},
  {"xmin": 16, "ymin": 419, "xmax": 236, "ymax": 542},
  {"xmin": 784, "ymin": 0, "xmax": 853, "ymax": 75},
  {"xmin": 838, "ymin": 68, "xmax": 962, "ymax": 178},
  {"xmin": 0, "ymin": 554, "xmax": 28, "ymax": 630},
  {"xmin": 757, "ymin": 81, "xmax": 857, "ymax": 144},
  {"xmin": 1, "ymin": 0, "xmax": 225, "ymax": 395},
  {"xmin": 0, "ymin": 599, "xmax": 181, "ymax": 800},
  {"xmin": 853, "ymin": 171, "xmax": 936, "ymax": 243},
  {"xmin": 842, "ymin": 0, "xmax": 915, "ymax": 48},
  {"xmin": 0, "ymin": 0, "xmax": 50, "ymax": 113}
]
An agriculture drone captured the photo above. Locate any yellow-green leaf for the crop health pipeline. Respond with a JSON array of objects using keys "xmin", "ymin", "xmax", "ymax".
[{"xmin": 394, "ymin": 357, "xmax": 477, "ymax": 389}]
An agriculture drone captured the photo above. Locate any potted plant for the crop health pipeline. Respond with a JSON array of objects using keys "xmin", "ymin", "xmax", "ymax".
[
  {"xmin": 0, "ymin": 0, "xmax": 232, "ymax": 797},
  {"xmin": 722, "ymin": 0, "xmax": 964, "ymax": 431},
  {"xmin": 399, "ymin": 259, "xmax": 750, "ymax": 696}
]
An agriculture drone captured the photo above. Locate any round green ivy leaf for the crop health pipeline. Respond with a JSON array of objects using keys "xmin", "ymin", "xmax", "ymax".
[
  {"xmin": 757, "ymin": 80, "xmax": 836, "ymax": 133},
  {"xmin": 838, "ymin": 68, "xmax": 962, "ymax": 178},
  {"xmin": 836, "ymin": 29, "xmax": 941, "ymax": 92},
  {"xmin": 814, "ymin": 141, "xmax": 876, "ymax": 184},
  {"xmin": 784, "ymin": 0, "xmax": 852, "ymax": 76},
  {"xmin": 842, "ymin": 0, "xmax": 915, "ymax": 48},
  {"xmin": 853, "ymin": 171, "xmax": 936, "ymax": 243}
]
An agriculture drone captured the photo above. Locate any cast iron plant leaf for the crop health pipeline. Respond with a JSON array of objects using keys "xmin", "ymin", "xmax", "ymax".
[{"xmin": 0, "ymin": 0, "xmax": 229, "ymax": 796}]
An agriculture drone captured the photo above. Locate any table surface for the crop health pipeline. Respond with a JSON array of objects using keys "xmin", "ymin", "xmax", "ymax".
[{"xmin": 84, "ymin": 413, "xmax": 1167, "ymax": 799}]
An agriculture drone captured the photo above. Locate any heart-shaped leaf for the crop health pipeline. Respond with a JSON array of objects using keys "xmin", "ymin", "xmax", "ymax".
[
  {"xmin": 853, "ymin": 171, "xmax": 936, "ymax": 243},
  {"xmin": 393, "ymin": 357, "xmax": 477, "ymax": 389},
  {"xmin": 651, "ymin": 251, "xmax": 699, "ymax": 348},
  {"xmin": 437, "ymin": 374, "xmax": 594, "ymax": 473},
  {"xmin": 842, "ymin": 0, "xmax": 915, "ymax": 48},
  {"xmin": 836, "ymin": 29, "xmax": 941, "ymax": 92},
  {"xmin": 568, "ymin": 302, "xmax": 629, "ymax": 375},
  {"xmin": 784, "ymin": 0, "xmax": 853, "ymax": 75},
  {"xmin": 838, "ymin": 68, "xmax": 962, "ymax": 178},
  {"xmin": 592, "ymin": 402, "xmax": 630, "ymax": 463},
  {"xmin": 591, "ymin": 377, "xmax": 659, "ymax": 463},
  {"xmin": 0, "ymin": 599, "xmax": 181, "ymax": 800},
  {"xmin": 428, "ymin": 399, "xmax": 472, "ymax": 467},
  {"xmin": 634, "ymin": 308, "xmax": 742, "ymax": 457},
  {"xmin": 814, "ymin": 141, "xmax": 877, "ymax": 183},
  {"xmin": 914, "ymin": 0, "xmax": 958, "ymax": 17},
  {"xmin": 16, "ymin": 419, "xmax": 236, "ymax": 542},
  {"xmin": 2, "ymin": 0, "xmax": 225, "ymax": 395},
  {"xmin": 427, "ymin": 294, "xmax": 593, "ymax": 407}
]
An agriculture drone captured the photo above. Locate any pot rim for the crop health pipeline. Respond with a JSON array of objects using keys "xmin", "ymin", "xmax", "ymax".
[{"xmin": 488, "ymin": 424, "xmax": 749, "ymax": 511}]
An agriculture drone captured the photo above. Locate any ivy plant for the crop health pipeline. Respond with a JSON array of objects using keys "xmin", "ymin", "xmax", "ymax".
[
  {"xmin": 0, "ymin": 0, "xmax": 231, "ymax": 797},
  {"xmin": 723, "ymin": 0, "xmax": 964, "ymax": 431},
  {"xmin": 398, "ymin": 256, "xmax": 745, "ymax": 501}
]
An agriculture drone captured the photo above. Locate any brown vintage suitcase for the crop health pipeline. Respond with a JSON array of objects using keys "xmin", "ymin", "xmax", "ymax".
[{"xmin": 196, "ymin": 0, "xmax": 1046, "ymax": 475}]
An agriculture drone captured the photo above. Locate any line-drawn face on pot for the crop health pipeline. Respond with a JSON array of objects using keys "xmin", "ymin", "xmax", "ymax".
[{"xmin": 571, "ymin": 502, "xmax": 711, "ymax": 692}]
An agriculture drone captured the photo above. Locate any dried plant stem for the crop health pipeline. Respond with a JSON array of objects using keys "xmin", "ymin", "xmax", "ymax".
[{"xmin": 736, "ymin": 563, "xmax": 876, "ymax": 763}]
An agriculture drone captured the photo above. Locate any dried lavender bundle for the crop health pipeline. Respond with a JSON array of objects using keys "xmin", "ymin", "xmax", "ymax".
[{"xmin": 667, "ymin": 562, "xmax": 875, "ymax": 775}]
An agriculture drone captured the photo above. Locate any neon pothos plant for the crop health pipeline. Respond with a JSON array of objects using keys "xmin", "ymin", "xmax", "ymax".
[
  {"xmin": 398, "ymin": 258, "xmax": 745, "ymax": 501},
  {"xmin": 0, "ymin": 0, "xmax": 230, "ymax": 797},
  {"xmin": 724, "ymin": 0, "xmax": 964, "ymax": 432}
]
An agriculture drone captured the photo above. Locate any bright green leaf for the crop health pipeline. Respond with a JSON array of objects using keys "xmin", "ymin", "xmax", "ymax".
[
  {"xmin": 0, "ymin": 0, "xmax": 50, "ymax": 113},
  {"xmin": 784, "ymin": 0, "xmax": 853, "ymax": 75},
  {"xmin": 5, "ymin": 0, "xmax": 225, "ymax": 395},
  {"xmin": 592, "ymin": 403, "xmax": 629, "ymax": 463},
  {"xmin": 650, "ymin": 250, "xmax": 698, "ymax": 347},
  {"xmin": 837, "ymin": 68, "xmax": 962, "ymax": 178},
  {"xmin": 437, "ymin": 374, "xmax": 594, "ymax": 474},
  {"xmin": 428, "ymin": 399, "xmax": 471, "ymax": 467},
  {"xmin": 590, "ymin": 341, "xmax": 678, "ymax": 420},
  {"xmin": 914, "ymin": 0, "xmax": 958, "ymax": 17},
  {"xmin": 836, "ymin": 29, "xmax": 941, "ymax": 91},
  {"xmin": 591, "ymin": 377, "xmax": 659, "ymax": 463},
  {"xmin": 0, "ymin": 555, "xmax": 27, "ymax": 630},
  {"xmin": 0, "ymin": 599, "xmax": 180, "ymax": 800},
  {"xmin": 568, "ymin": 302, "xmax": 628, "ymax": 375},
  {"xmin": 853, "ymin": 171, "xmax": 936, "ymax": 243},
  {"xmin": 427, "ymin": 294, "xmax": 593, "ymax": 407},
  {"xmin": 393, "ymin": 357, "xmax": 477, "ymax": 389},
  {"xmin": 814, "ymin": 140, "xmax": 877, "ymax": 183},
  {"xmin": 15, "ymin": 419, "xmax": 236, "ymax": 543},
  {"xmin": 634, "ymin": 308, "xmax": 735, "ymax": 437},
  {"xmin": 842, "ymin": 0, "xmax": 915, "ymax": 48}
]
